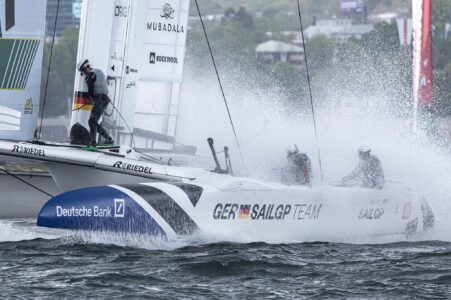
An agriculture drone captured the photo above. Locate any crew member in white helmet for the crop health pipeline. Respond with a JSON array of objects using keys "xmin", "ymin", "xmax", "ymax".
[
  {"xmin": 282, "ymin": 144, "xmax": 312, "ymax": 187},
  {"xmin": 77, "ymin": 59, "xmax": 114, "ymax": 147},
  {"xmin": 342, "ymin": 146, "xmax": 385, "ymax": 189}
]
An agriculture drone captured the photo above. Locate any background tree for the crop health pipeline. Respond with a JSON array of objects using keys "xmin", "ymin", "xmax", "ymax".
[{"xmin": 40, "ymin": 27, "xmax": 79, "ymax": 118}]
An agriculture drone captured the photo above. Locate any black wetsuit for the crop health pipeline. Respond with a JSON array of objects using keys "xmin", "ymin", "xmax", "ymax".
[{"xmin": 85, "ymin": 69, "xmax": 112, "ymax": 145}]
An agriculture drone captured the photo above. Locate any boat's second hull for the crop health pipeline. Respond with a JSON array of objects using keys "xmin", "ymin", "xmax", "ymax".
[{"xmin": 0, "ymin": 173, "xmax": 59, "ymax": 218}]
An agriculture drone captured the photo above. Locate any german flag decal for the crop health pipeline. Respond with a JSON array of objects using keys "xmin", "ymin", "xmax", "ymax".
[
  {"xmin": 73, "ymin": 91, "xmax": 93, "ymax": 111},
  {"xmin": 0, "ymin": 38, "xmax": 40, "ymax": 90}
]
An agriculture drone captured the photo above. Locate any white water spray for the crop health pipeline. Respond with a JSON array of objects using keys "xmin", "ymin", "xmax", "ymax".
[{"xmin": 175, "ymin": 65, "xmax": 451, "ymax": 244}]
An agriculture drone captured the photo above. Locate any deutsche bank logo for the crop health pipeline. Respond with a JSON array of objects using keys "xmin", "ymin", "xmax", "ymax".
[
  {"xmin": 114, "ymin": 199, "xmax": 125, "ymax": 218},
  {"xmin": 149, "ymin": 52, "xmax": 156, "ymax": 64}
]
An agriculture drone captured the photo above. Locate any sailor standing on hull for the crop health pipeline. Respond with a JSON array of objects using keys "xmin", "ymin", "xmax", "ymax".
[
  {"xmin": 77, "ymin": 59, "xmax": 114, "ymax": 147},
  {"xmin": 342, "ymin": 147, "xmax": 385, "ymax": 189}
]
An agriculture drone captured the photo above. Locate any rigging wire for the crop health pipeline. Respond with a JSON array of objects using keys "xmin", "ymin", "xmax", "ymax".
[
  {"xmin": 109, "ymin": 101, "xmax": 136, "ymax": 149},
  {"xmin": 108, "ymin": 101, "xmax": 168, "ymax": 165},
  {"xmin": 36, "ymin": 0, "xmax": 61, "ymax": 141},
  {"xmin": 296, "ymin": 0, "xmax": 324, "ymax": 183},
  {"xmin": 0, "ymin": 167, "xmax": 54, "ymax": 198},
  {"xmin": 194, "ymin": 0, "xmax": 247, "ymax": 170}
]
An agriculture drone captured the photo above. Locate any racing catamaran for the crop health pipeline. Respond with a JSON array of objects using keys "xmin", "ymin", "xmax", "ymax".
[{"xmin": 0, "ymin": 0, "xmax": 436, "ymax": 242}]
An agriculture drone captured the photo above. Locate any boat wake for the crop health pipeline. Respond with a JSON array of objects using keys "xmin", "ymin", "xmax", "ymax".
[{"xmin": 0, "ymin": 220, "xmax": 64, "ymax": 242}]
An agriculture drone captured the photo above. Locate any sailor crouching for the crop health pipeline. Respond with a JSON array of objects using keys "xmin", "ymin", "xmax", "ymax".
[{"xmin": 341, "ymin": 146, "xmax": 385, "ymax": 189}]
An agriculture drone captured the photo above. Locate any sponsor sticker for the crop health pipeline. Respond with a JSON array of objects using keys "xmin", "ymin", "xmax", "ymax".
[
  {"xmin": 114, "ymin": 199, "xmax": 125, "ymax": 218},
  {"xmin": 213, "ymin": 203, "xmax": 322, "ymax": 221},
  {"xmin": 160, "ymin": 3, "xmax": 175, "ymax": 20},
  {"xmin": 56, "ymin": 205, "xmax": 112, "ymax": 218},
  {"xmin": 11, "ymin": 144, "xmax": 45, "ymax": 157},
  {"xmin": 125, "ymin": 66, "xmax": 138, "ymax": 74},
  {"xmin": 239, "ymin": 205, "xmax": 250, "ymax": 219},
  {"xmin": 358, "ymin": 208, "xmax": 385, "ymax": 220},
  {"xmin": 149, "ymin": 52, "xmax": 178, "ymax": 64},
  {"xmin": 147, "ymin": 4, "xmax": 184, "ymax": 34},
  {"xmin": 115, "ymin": 5, "xmax": 129, "ymax": 17},
  {"xmin": 149, "ymin": 52, "xmax": 156, "ymax": 64},
  {"xmin": 24, "ymin": 98, "xmax": 33, "ymax": 114},
  {"xmin": 55, "ymin": 200, "xmax": 125, "ymax": 219},
  {"xmin": 113, "ymin": 161, "xmax": 152, "ymax": 174},
  {"xmin": 125, "ymin": 81, "xmax": 136, "ymax": 89}
]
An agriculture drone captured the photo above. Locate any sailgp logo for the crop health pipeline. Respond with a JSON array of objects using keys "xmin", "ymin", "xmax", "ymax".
[
  {"xmin": 114, "ymin": 199, "xmax": 125, "ymax": 218},
  {"xmin": 160, "ymin": 3, "xmax": 175, "ymax": 20}
]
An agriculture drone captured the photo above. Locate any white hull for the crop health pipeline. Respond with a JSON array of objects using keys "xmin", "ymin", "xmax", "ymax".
[
  {"xmin": 37, "ymin": 179, "xmax": 434, "ymax": 242},
  {"xmin": 0, "ymin": 141, "xmax": 199, "ymax": 218},
  {"xmin": 0, "ymin": 141, "xmax": 435, "ymax": 242}
]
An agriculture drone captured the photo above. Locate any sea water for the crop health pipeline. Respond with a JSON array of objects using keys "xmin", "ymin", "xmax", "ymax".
[
  {"xmin": 2, "ymin": 101, "xmax": 450, "ymax": 297},
  {"xmin": 4, "ymin": 54, "xmax": 451, "ymax": 298},
  {"xmin": 1, "ymin": 219, "xmax": 451, "ymax": 298}
]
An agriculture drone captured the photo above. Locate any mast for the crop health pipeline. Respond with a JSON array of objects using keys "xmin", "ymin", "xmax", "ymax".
[
  {"xmin": 70, "ymin": 0, "xmax": 191, "ymax": 150},
  {"xmin": 69, "ymin": 0, "xmax": 115, "ymax": 144},
  {"xmin": 412, "ymin": 0, "xmax": 433, "ymax": 131}
]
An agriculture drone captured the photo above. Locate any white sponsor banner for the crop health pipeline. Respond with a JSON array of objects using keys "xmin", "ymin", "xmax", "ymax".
[
  {"xmin": 140, "ymin": 44, "xmax": 186, "ymax": 82},
  {"xmin": 143, "ymin": 1, "xmax": 189, "ymax": 46},
  {"xmin": 140, "ymin": 0, "xmax": 190, "ymax": 82}
]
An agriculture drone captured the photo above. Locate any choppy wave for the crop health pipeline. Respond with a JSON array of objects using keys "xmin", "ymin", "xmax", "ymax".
[{"xmin": 1, "ymin": 233, "xmax": 451, "ymax": 298}]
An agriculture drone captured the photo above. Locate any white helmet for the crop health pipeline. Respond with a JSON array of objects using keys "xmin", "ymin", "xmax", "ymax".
[
  {"xmin": 358, "ymin": 146, "xmax": 371, "ymax": 154},
  {"xmin": 286, "ymin": 144, "xmax": 299, "ymax": 155},
  {"xmin": 77, "ymin": 59, "xmax": 90, "ymax": 72},
  {"xmin": 358, "ymin": 146, "xmax": 371, "ymax": 159}
]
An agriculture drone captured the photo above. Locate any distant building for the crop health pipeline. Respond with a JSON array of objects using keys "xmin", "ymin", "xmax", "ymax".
[
  {"xmin": 46, "ymin": 0, "xmax": 81, "ymax": 37},
  {"xmin": 369, "ymin": 12, "xmax": 398, "ymax": 24},
  {"xmin": 299, "ymin": 19, "xmax": 373, "ymax": 43},
  {"xmin": 256, "ymin": 40, "xmax": 304, "ymax": 67},
  {"xmin": 340, "ymin": 0, "xmax": 367, "ymax": 24},
  {"xmin": 187, "ymin": 14, "xmax": 224, "ymax": 27}
]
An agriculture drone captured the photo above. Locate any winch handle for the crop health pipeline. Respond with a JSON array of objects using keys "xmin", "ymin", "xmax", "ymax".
[{"xmin": 208, "ymin": 137, "xmax": 223, "ymax": 172}]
